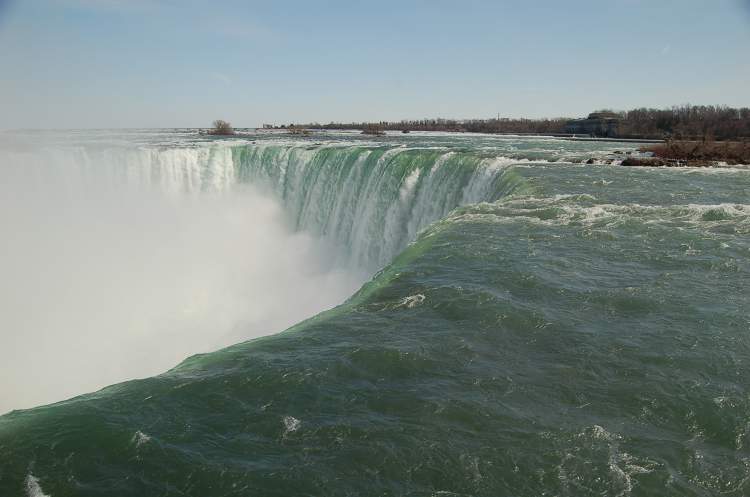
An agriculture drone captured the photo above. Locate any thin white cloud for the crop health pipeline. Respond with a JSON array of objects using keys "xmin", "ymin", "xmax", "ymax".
[
  {"xmin": 210, "ymin": 72, "xmax": 232, "ymax": 85},
  {"xmin": 210, "ymin": 17, "xmax": 276, "ymax": 41},
  {"xmin": 48, "ymin": 1, "xmax": 277, "ymax": 40},
  {"xmin": 48, "ymin": 0, "xmax": 163, "ymax": 12}
]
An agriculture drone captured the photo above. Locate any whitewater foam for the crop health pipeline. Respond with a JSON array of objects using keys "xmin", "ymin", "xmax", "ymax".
[
  {"xmin": 132, "ymin": 430, "xmax": 151, "ymax": 448},
  {"xmin": 25, "ymin": 474, "xmax": 50, "ymax": 497},
  {"xmin": 452, "ymin": 197, "xmax": 750, "ymax": 232},
  {"xmin": 282, "ymin": 416, "xmax": 301, "ymax": 436},
  {"xmin": 398, "ymin": 294, "xmax": 426, "ymax": 309}
]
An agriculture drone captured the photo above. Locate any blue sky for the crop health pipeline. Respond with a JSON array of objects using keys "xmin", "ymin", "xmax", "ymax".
[{"xmin": 0, "ymin": 0, "xmax": 748, "ymax": 128}]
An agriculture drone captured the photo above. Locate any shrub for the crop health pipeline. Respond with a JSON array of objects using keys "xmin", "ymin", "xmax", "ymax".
[{"xmin": 210, "ymin": 120, "xmax": 235, "ymax": 135}]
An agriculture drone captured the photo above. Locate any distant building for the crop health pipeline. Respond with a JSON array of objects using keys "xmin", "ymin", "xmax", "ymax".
[{"xmin": 565, "ymin": 111, "xmax": 621, "ymax": 137}]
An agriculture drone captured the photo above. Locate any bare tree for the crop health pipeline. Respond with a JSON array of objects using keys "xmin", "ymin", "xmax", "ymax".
[{"xmin": 210, "ymin": 120, "xmax": 235, "ymax": 135}]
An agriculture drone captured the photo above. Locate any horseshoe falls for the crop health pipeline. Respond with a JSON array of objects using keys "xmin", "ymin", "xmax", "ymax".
[{"xmin": 0, "ymin": 130, "xmax": 749, "ymax": 496}]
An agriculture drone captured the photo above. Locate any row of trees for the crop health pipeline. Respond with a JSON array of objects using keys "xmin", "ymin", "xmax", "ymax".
[
  {"xmin": 292, "ymin": 105, "xmax": 750, "ymax": 140},
  {"xmin": 294, "ymin": 117, "xmax": 570, "ymax": 135},
  {"xmin": 618, "ymin": 105, "xmax": 750, "ymax": 140}
]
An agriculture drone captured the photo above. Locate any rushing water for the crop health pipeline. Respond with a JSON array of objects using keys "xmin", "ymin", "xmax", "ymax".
[{"xmin": 0, "ymin": 130, "xmax": 749, "ymax": 496}]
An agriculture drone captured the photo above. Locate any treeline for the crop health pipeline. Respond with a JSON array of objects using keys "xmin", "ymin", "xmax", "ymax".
[
  {"xmin": 618, "ymin": 105, "xmax": 750, "ymax": 140},
  {"xmin": 287, "ymin": 105, "xmax": 750, "ymax": 140},
  {"xmin": 290, "ymin": 117, "xmax": 571, "ymax": 135}
]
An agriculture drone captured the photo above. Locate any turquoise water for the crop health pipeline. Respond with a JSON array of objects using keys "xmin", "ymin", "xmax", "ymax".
[{"xmin": 1, "ymin": 131, "xmax": 749, "ymax": 496}]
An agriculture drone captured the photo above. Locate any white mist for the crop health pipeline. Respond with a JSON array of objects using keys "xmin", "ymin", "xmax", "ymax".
[{"xmin": 0, "ymin": 140, "xmax": 365, "ymax": 413}]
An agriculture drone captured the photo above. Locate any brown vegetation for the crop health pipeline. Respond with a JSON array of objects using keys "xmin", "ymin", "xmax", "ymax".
[
  {"xmin": 209, "ymin": 120, "xmax": 235, "ymax": 135},
  {"xmin": 647, "ymin": 139, "xmax": 750, "ymax": 164},
  {"xmin": 622, "ymin": 139, "xmax": 750, "ymax": 167}
]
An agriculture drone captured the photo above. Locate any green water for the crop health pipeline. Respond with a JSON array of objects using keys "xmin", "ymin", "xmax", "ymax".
[{"xmin": 1, "ymin": 131, "xmax": 749, "ymax": 496}]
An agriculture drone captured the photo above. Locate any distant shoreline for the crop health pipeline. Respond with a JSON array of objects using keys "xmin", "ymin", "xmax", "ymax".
[
  {"xmin": 266, "ymin": 105, "xmax": 750, "ymax": 143},
  {"xmin": 249, "ymin": 127, "xmax": 665, "ymax": 144}
]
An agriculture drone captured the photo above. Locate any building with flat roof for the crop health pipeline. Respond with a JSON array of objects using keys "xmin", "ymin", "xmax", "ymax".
[{"xmin": 565, "ymin": 112, "xmax": 621, "ymax": 137}]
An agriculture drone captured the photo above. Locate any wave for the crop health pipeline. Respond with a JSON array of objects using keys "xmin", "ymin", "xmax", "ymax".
[{"xmin": 449, "ymin": 196, "xmax": 750, "ymax": 232}]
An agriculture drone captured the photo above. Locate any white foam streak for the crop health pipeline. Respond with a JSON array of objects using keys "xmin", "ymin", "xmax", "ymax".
[
  {"xmin": 25, "ymin": 474, "xmax": 51, "ymax": 497},
  {"xmin": 453, "ymin": 198, "xmax": 750, "ymax": 231}
]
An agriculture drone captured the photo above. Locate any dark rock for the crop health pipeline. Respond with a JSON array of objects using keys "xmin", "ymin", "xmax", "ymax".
[
  {"xmin": 620, "ymin": 157, "xmax": 720, "ymax": 167},
  {"xmin": 622, "ymin": 157, "xmax": 658, "ymax": 167}
]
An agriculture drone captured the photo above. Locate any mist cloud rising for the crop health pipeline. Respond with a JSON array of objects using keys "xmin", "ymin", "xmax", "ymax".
[{"xmin": 0, "ymin": 144, "xmax": 365, "ymax": 413}]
